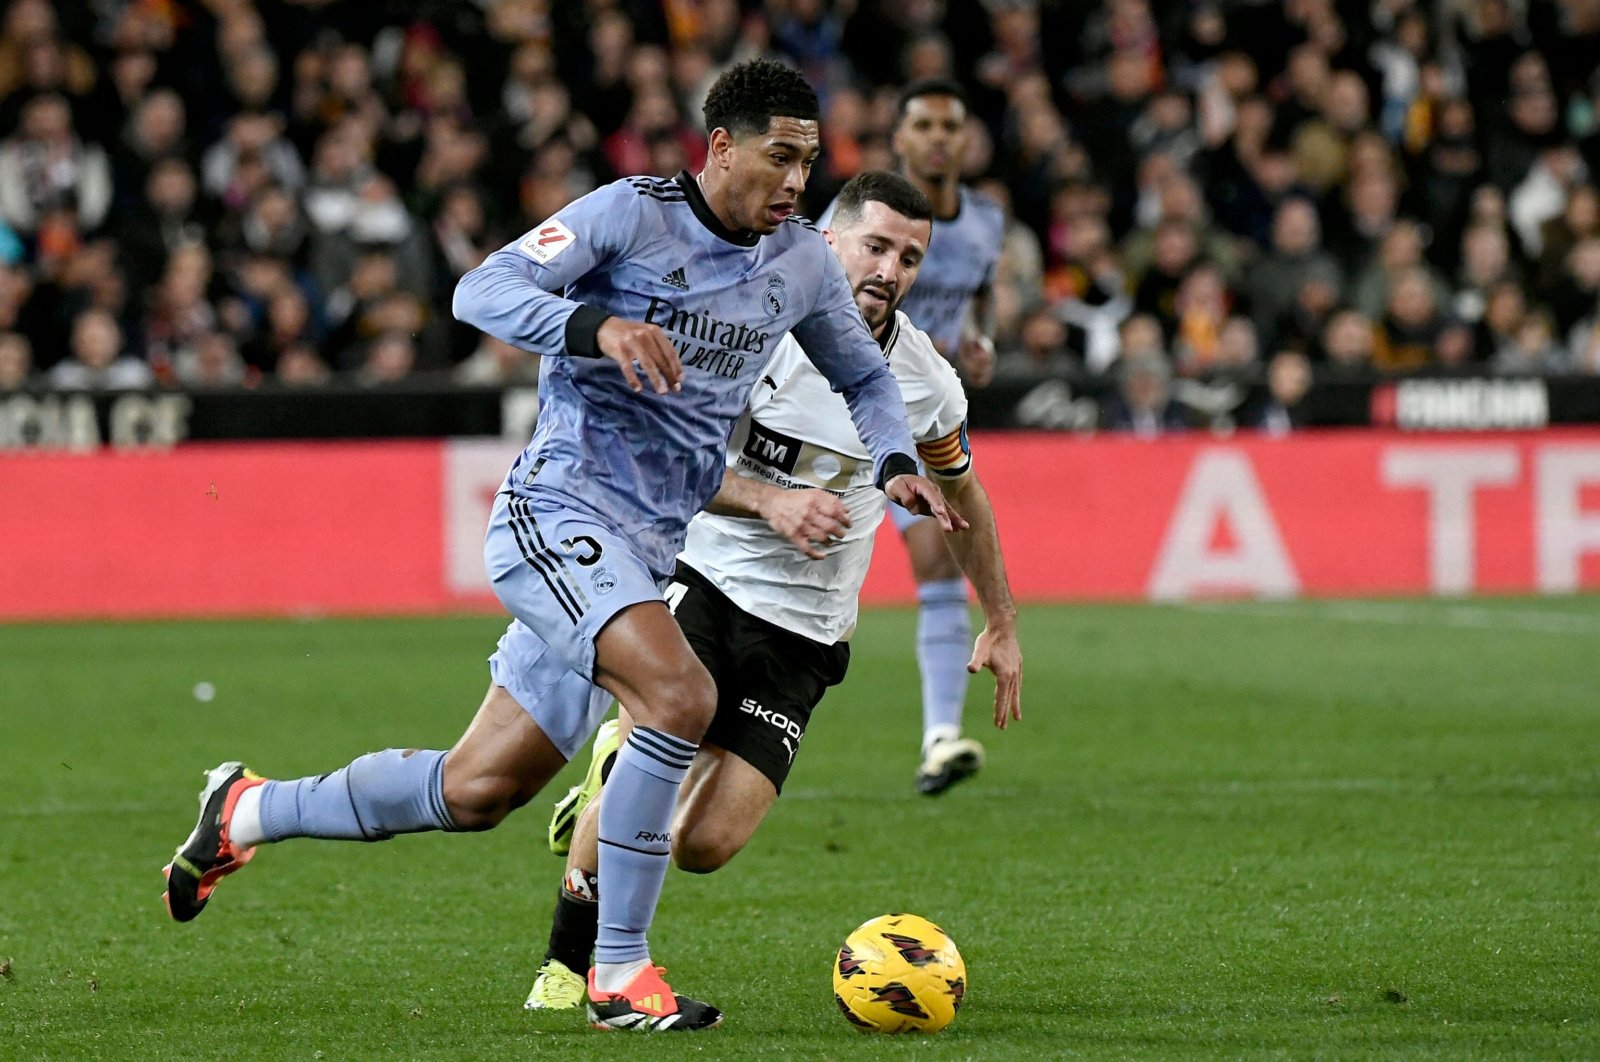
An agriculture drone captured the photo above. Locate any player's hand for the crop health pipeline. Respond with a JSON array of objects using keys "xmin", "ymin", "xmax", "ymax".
[
  {"xmin": 885, "ymin": 474, "xmax": 969, "ymax": 532},
  {"xmin": 596, "ymin": 318, "xmax": 683, "ymax": 395},
  {"xmin": 969, "ymin": 623, "xmax": 1022, "ymax": 729},
  {"xmin": 887, "ymin": 474, "xmax": 966, "ymax": 531},
  {"xmin": 957, "ymin": 335, "xmax": 996, "ymax": 388},
  {"xmin": 760, "ymin": 487, "xmax": 851, "ymax": 560}
]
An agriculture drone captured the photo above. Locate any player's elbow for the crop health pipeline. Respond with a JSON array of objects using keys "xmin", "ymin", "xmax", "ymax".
[{"xmin": 451, "ymin": 265, "xmax": 487, "ymax": 327}]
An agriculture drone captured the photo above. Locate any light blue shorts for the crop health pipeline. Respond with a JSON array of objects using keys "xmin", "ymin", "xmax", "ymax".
[
  {"xmin": 889, "ymin": 498, "xmax": 929, "ymax": 533},
  {"xmin": 483, "ymin": 491, "xmax": 664, "ymax": 760}
]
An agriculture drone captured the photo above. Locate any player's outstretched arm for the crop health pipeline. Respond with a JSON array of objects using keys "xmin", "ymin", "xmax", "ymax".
[
  {"xmin": 938, "ymin": 470, "xmax": 1022, "ymax": 729},
  {"xmin": 704, "ymin": 469, "xmax": 851, "ymax": 560}
]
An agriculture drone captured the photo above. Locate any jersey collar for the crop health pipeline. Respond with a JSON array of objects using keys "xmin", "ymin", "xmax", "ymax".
[
  {"xmin": 876, "ymin": 312, "xmax": 901, "ymax": 358},
  {"xmin": 677, "ymin": 170, "xmax": 760, "ymax": 248}
]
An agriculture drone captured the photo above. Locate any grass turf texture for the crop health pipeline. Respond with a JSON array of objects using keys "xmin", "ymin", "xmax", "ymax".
[{"xmin": 1, "ymin": 599, "xmax": 1596, "ymax": 1059}]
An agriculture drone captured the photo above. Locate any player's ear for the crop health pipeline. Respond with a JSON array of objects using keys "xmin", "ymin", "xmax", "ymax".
[
  {"xmin": 707, "ymin": 127, "xmax": 735, "ymax": 169},
  {"xmin": 823, "ymin": 228, "xmax": 836, "ymax": 249}
]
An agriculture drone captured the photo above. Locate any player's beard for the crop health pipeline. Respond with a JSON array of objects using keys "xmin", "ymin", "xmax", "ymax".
[{"xmin": 855, "ymin": 282, "xmax": 896, "ymax": 332}]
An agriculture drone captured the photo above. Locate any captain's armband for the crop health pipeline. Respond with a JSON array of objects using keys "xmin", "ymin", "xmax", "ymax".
[{"xmin": 916, "ymin": 421, "xmax": 972, "ymax": 480}]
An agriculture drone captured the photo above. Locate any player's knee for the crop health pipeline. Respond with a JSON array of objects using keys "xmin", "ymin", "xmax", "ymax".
[
  {"xmin": 440, "ymin": 768, "xmax": 523, "ymax": 832},
  {"xmin": 672, "ymin": 828, "xmax": 741, "ymax": 874},
  {"xmin": 638, "ymin": 661, "xmax": 716, "ymax": 740}
]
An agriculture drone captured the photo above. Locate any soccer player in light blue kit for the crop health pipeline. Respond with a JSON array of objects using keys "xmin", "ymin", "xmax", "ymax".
[
  {"xmin": 820, "ymin": 79, "xmax": 1006, "ymax": 795},
  {"xmin": 159, "ymin": 59, "xmax": 961, "ymax": 1033}
]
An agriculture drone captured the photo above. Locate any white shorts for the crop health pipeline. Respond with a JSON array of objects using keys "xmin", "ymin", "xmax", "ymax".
[{"xmin": 482, "ymin": 491, "xmax": 664, "ymax": 759}]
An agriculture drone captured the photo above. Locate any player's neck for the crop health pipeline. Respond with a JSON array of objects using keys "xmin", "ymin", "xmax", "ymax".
[
  {"xmin": 688, "ymin": 169, "xmax": 759, "ymax": 246},
  {"xmin": 906, "ymin": 169, "xmax": 961, "ymax": 221}
]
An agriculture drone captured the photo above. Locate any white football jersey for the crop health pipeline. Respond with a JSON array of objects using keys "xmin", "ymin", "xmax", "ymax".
[{"xmin": 681, "ymin": 311, "xmax": 969, "ymax": 644}]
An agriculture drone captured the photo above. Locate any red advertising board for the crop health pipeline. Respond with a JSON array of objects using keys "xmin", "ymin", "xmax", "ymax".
[{"xmin": 3, "ymin": 431, "xmax": 1599, "ymax": 622}]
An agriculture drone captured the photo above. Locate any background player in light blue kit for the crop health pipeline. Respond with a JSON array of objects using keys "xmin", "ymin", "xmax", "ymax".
[
  {"xmin": 821, "ymin": 79, "xmax": 1007, "ymax": 795},
  {"xmin": 159, "ymin": 59, "xmax": 961, "ymax": 1034}
]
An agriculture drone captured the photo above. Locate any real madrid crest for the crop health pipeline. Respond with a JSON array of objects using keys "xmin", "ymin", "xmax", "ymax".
[{"xmin": 763, "ymin": 273, "xmax": 787, "ymax": 318}]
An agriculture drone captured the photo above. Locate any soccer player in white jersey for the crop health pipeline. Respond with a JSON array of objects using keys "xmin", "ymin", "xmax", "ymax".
[
  {"xmin": 823, "ymin": 80, "xmax": 1008, "ymax": 795},
  {"xmin": 524, "ymin": 170, "xmax": 1022, "ymax": 1011},
  {"xmin": 157, "ymin": 61, "xmax": 961, "ymax": 1034}
]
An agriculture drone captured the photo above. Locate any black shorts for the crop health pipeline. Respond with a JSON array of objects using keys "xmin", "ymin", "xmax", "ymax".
[{"xmin": 668, "ymin": 562, "xmax": 850, "ymax": 793}]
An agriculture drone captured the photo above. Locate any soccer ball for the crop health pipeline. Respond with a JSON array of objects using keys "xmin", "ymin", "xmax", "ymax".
[{"xmin": 832, "ymin": 913, "xmax": 966, "ymax": 1033}]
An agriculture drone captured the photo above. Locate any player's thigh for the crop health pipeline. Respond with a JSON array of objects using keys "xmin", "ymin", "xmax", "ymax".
[
  {"xmin": 671, "ymin": 744, "xmax": 777, "ymax": 873},
  {"xmin": 697, "ymin": 584, "xmax": 851, "ymax": 796},
  {"xmin": 898, "ymin": 504, "xmax": 961, "ymax": 582},
  {"xmin": 591, "ymin": 561, "xmax": 733, "ymax": 741},
  {"xmin": 593, "ymin": 602, "xmax": 716, "ymax": 740}
]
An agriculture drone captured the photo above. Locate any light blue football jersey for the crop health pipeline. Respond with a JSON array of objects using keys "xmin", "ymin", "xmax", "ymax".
[
  {"xmin": 819, "ymin": 184, "xmax": 1005, "ymax": 355},
  {"xmin": 453, "ymin": 171, "xmax": 917, "ymax": 578}
]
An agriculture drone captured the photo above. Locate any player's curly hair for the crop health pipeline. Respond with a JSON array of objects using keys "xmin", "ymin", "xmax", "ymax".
[
  {"xmin": 702, "ymin": 58, "xmax": 820, "ymax": 137},
  {"xmin": 828, "ymin": 171, "xmax": 934, "ymax": 230}
]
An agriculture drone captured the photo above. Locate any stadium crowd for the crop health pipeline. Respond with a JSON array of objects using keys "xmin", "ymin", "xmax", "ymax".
[{"xmin": 1, "ymin": 0, "xmax": 1600, "ymax": 418}]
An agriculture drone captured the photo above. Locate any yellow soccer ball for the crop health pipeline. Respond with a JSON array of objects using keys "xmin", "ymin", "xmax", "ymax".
[{"xmin": 832, "ymin": 913, "xmax": 966, "ymax": 1033}]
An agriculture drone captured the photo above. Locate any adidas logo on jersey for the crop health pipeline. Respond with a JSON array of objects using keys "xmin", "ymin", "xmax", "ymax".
[{"xmin": 660, "ymin": 266, "xmax": 689, "ymax": 290}]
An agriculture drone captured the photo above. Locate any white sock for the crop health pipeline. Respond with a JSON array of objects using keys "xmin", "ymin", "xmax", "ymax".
[
  {"xmin": 229, "ymin": 784, "xmax": 266, "ymax": 848},
  {"xmin": 593, "ymin": 958, "xmax": 651, "ymax": 995},
  {"xmin": 923, "ymin": 723, "xmax": 961, "ymax": 757}
]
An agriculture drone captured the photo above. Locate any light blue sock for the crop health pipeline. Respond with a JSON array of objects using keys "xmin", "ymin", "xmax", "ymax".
[
  {"xmin": 257, "ymin": 748, "xmax": 456, "ymax": 842},
  {"xmin": 917, "ymin": 578, "xmax": 972, "ymax": 752},
  {"xmin": 594, "ymin": 727, "xmax": 697, "ymax": 965}
]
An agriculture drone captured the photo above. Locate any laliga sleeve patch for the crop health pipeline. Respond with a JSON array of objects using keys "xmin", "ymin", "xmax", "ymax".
[{"xmin": 519, "ymin": 219, "xmax": 577, "ymax": 264}]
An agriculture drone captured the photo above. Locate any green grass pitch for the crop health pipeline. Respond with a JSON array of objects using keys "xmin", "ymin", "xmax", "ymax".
[{"xmin": 1, "ymin": 598, "xmax": 1596, "ymax": 1059}]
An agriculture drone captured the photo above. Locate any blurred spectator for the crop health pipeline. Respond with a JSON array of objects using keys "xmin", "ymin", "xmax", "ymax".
[
  {"xmin": 1270, "ymin": 260, "xmax": 1344, "ymax": 353},
  {"xmin": 1132, "ymin": 219, "xmax": 1199, "ymax": 339},
  {"xmin": 1451, "ymin": 223, "xmax": 1518, "ymax": 327},
  {"xmin": 1548, "ymin": 237, "xmax": 1600, "ymax": 331},
  {"xmin": 1537, "ymin": 185, "xmax": 1600, "ymax": 293},
  {"xmin": 117, "ymin": 156, "xmax": 207, "ymax": 306},
  {"xmin": 356, "ymin": 329, "xmax": 415, "ymax": 386},
  {"xmin": 995, "ymin": 309, "xmax": 1073, "ymax": 383},
  {"xmin": 1212, "ymin": 316, "xmax": 1261, "ymax": 376},
  {"xmin": 454, "ymin": 335, "xmax": 540, "ymax": 386},
  {"xmin": 111, "ymin": 88, "xmax": 189, "ymax": 209},
  {"xmin": 174, "ymin": 330, "xmax": 249, "ymax": 388},
  {"xmin": 1248, "ymin": 197, "xmax": 1338, "ymax": 342},
  {"xmin": 1351, "ymin": 219, "xmax": 1448, "ymax": 321},
  {"xmin": 202, "ymin": 111, "xmax": 306, "ymax": 208},
  {"xmin": 1510, "ymin": 145, "xmax": 1586, "ymax": 256},
  {"xmin": 243, "ymin": 286, "xmax": 320, "ymax": 373},
  {"xmin": 0, "ymin": 93, "xmax": 110, "ymax": 236},
  {"xmin": 1476, "ymin": 280, "xmax": 1529, "ymax": 359},
  {"xmin": 275, "ymin": 342, "xmax": 331, "ymax": 387},
  {"xmin": 49, "ymin": 308, "xmax": 151, "ymax": 390},
  {"xmin": 1241, "ymin": 350, "xmax": 1313, "ymax": 434},
  {"xmin": 1117, "ymin": 313, "xmax": 1166, "ymax": 364},
  {"xmin": 0, "ymin": 330, "xmax": 31, "ymax": 389},
  {"xmin": 1320, "ymin": 308, "xmax": 1376, "ymax": 377},
  {"xmin": 1493, "ymin": 309, "xmax": 1567, "ymax": 375},
  {"xmin": 1373, "ymin": 267, "xmax": 1450, "ymax": 373},
  {"xmin": 1171, "ymin": 263, "xmax": 1233, "ymax": 376},
  {"xmin": 141, "ymin": 243, "xmax": 217, "ymax": 381},
  {"xmin": 1101, "ymin": 353, "xmax": 1188, "ymax": 435}
]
